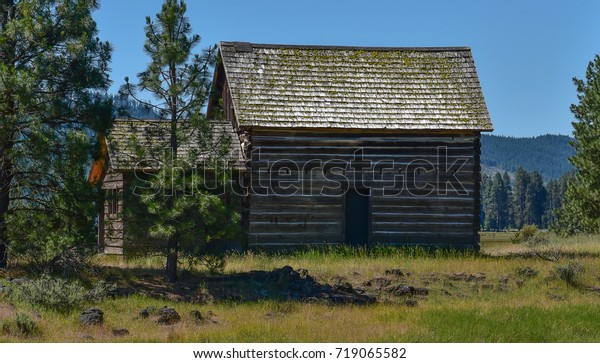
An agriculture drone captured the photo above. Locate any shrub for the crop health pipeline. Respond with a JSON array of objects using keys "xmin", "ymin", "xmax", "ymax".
[
  {"xmin": 86, "ymin": 280, "xmax": 117, "ymax": 301},
  {"xmin": 552, "ymin": 261, "xmax": 584, "ymax": 287},
  {"xmin": 180, "ymin": 248, "xmax": 226, "ymax": 275},
  {"xmin": 511, "ymin": 225, "xmax": 539, "ymax": 243},
  {"xmin": 5, "ymin": 275, "xmax": 116, "ymax": 312},
  {"xmin": 16, "ymin": 313, "xmax": 37, "ymax": 337},
  {"xmin": 1, "ymin": 313, "xmax": 38, "ymax": 337},
  {"xmin": 524, "ymin": 232, "xmax": 551, "ymax": 248}
]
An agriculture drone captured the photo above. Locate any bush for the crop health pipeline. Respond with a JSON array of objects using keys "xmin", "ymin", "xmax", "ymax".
[
  {"xmin": 1, "ymin": 313, "xmax": 38, "ymax": 337},
  {"xmin": 524, "ymin": 232, "xmax": 551, "ymax": 248},
  {"xmin": 511, "ymin": 225, "xmax": 539, "ymax": 243},
  {"xmin": 5, "ymin": 275, "xmax": 116, "ymax": 312},
  {"xmin": 16, "ymin": 313, "xmax": 37, "ymax": 337},
  {"xmin": 553, "ymin": 261, "xmax": 584, "ymax": 287},
  {"xmin": 86, "ymin": 280, "xmax": 117, "ymax": 301},
  {"xmin": 180, "ymin": 248, "xmax": 226, "ymax": 275}
]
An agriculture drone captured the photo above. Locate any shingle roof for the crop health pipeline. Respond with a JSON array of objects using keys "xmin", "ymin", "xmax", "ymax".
[
  {"xmin": 219, "ymin": 42, "xmax": 493, "ymax": 131},
  {"xmin": 106, "ymin": 119, "xmax": 244, "ymax": 171}
]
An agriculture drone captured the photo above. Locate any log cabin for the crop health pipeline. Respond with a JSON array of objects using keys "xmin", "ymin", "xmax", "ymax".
[
  {"xmin": 208, "ymin": 42, "xmax": 493, "ymax": 250},
  {"xmin": 90, "ymin": 119, "xmax": 244, "ymax": 254},
  {"xmin": 92, "ymin": 41, "xmax": 493, "ymax": 254}
]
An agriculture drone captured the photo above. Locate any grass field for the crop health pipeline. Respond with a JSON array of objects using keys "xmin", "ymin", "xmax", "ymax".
[{"xmin": 1, "ymin": 233, "xmax": 600, "ymax": 342}]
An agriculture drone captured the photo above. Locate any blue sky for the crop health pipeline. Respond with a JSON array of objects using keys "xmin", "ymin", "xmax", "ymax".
[{"xmin": 95, "ymin": 0, "xmax": 600, "ymax": 137}]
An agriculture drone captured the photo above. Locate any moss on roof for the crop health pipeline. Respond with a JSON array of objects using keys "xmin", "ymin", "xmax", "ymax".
[{"xmin": 219, "ymin": 42, "xmax": 493, "ymax": 131}]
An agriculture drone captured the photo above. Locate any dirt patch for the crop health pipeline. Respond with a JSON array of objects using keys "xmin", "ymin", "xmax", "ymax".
[{"xmin": 0, "ymin": 303, "xmax": 16, "ymax": 320}]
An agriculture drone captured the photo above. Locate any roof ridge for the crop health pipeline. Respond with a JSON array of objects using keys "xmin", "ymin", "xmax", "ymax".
[{"xmin": 220, "ymin": 41, "xmax": 471, "ymax": 52}]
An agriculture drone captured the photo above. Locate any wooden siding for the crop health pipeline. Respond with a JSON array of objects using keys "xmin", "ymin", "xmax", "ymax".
[
  {"xmin": 246, "ymin": 129, "xmax": 480, "ymax": 249},
  {"xmin": 100, "ymin": 169, "xmax": 125, "ymax": 255}
]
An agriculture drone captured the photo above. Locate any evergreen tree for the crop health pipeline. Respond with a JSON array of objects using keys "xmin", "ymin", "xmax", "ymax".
[
  {"xmin": 512, "ymin": 167, "xmax": 529, "ymax": 229},
  {"xmin": 482, "ymin": 172, "xmax": 509, "ymax": 231},
  {"xmin": 483, "ymin": 174, "xmax": 497, "ymax": 230},
  {"xmin": 502, "ymin": 172, "xmax": 513, "ymax": 228},
  {"xmin": 558, "ymin": 55, "xmax": 600, "ymax": 233},
  {"xmin": 544, "ymin": 173, "xmax": 570, "ymax": 227},
  {"xmin": 480, "ymin": 173, "xmax": 488, "ymax": 228},
  {"xmin": 525, "ymin": 171, "xmax": 546, "ymax": 226},
  {"xmin": 120, "ymin": 0, "xmax": 224, "ymax": 282},
  {"xmin": 0, "ymin": 0, "xmax": 113, "ymax": 268}
]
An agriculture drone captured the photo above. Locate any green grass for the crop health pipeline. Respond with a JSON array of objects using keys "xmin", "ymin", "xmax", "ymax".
[{"xmin": 1, "ymin": 233, "xmax": 600, "ymax": 342}]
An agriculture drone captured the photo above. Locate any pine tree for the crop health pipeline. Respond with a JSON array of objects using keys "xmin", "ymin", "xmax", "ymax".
[
  {"xmin": 0, "ymin": 0, "xmax": 113, "ymax": 268},
  {"xmin": 512, "ymin": 167, "xmax": 529, "ymax": 229},
  {"xmin": 120, "ymin": 0, "xmax": 224, "ymax": 282},
  {"xmin": 480, "ymin": 173, "xmax": 488, "ymax": 228},
  {"xmin": 502, "ymin": 172, "xmax": 513, "ymax": 228},
  {"xmin": 483, "ymin": 175, "xmax": 498, "ymax": 230},
  {"xmin": 525, "ymin": 171, "xmax": 546, "ymax": 226},
  {"xmin": 558, "ymin": 55, "xmax": 600, "ymax": 233}
]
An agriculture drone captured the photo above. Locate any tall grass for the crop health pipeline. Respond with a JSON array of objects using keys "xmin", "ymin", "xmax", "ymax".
[{"xmin": 2, "ymin": 233, "xmax": 598, "ymax": 342}]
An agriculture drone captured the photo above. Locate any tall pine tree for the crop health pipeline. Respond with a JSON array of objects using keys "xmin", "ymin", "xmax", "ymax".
[
  {"xmin": 558, "ymin": 55, "xmax": 600, "ymax": 233},
  {"xmin": 512, "ymin": 167, "xmax": 529, "ymax": 229},
  {"xmin": 525, "ymin": 171, "xmax": 546, "ymax": 226},
  {"xmin": 120, "ymin": 0, "xmax": 223, "ymax": 282},
  {"xmin": 0, "ymin": 0, "xmax": 113, "ymax": 268}
]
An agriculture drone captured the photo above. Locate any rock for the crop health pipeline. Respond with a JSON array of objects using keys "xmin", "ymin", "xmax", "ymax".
[
  {"xmin": 385, "ymin": 269, "xmax": 404, "ymax": 277},
  {"xmin": 190, "ymin": 310, "xmax": 217, "ymax": 324},
  {"xmin": 386, "ymin": 284, "xmax": 415, "ymax": 296},
  {"xmin": 385, "ymin": 284, "xmax": 428, "ymax": 297},
  {"xmin": 112, "ymin": 328, "xmax": 129, "ymax": 336},
  {"xmin": 517, "ymin": 267, "xmax": 538, "ymax": 278},
  {"xmin": 446, "ymin": 272, "xmax": 486, "ymax": 282},
  {"xmin": 297, "ymin": 268, "xmax": 309, "ymax": 278},
  {"xmin": 498, "ymin": 276, "xmax": 510, "ymax": 284},
  {"xmin": 405, "ymin": 299, "xmax": 418, "ymax": 307},
  {"xmin": 139, "ymin": 306, "xmax": 156, "ymax": 319},
  {"xmin": 211, "ymin": 266, "xmax": 376, "ymax": 304},
  {"xmin": 363, "ymin": 277, "xmax": 392, "ymax": 289},
  {"xmin": 333, "ymin": 281, "xmax": 355, "ymax": 293},
  {"xmin": 157, "ymin": 307, "xmax": 180, "ymax": 325},
  {"xmin": 79, "ymin": 308, "xmax": 104, "ymax": 326},
  {"xmin": 414, "ymin": 287, "xmax": 429, "ymax": 296},
  {"xmin": 190, "ymin": 310, "xmax": 202, "ymax": 320},
  {"xmin": 467, "ymin": 273, "xmax": 486, "ymax": 282}
]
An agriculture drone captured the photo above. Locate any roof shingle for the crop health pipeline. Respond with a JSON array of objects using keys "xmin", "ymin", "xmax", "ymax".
[
  {"xmin": 106, "ymin": 119, "xmax": 244, "ymax": 171},
  {"xmin": 219, "ymin": 42, "xmax": 493, "ymax": 131}
]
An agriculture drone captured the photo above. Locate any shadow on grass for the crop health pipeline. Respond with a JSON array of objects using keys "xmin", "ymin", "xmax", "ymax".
[{"xmin": 99, "ymin": 264, "xmax": 374, "ymax": 304}]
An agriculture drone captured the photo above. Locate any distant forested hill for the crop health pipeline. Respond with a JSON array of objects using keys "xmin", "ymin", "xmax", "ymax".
[{"xmin": 481, "ymin": 134, "xmax": 574, "ymax": 181}]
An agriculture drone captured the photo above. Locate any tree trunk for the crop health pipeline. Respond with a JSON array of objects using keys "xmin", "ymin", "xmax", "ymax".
[
  {"xmin": 0, "ymin": 0, "xmax": 16, "ymax": 269},
  {"xmin": 165, "ymin": 234, "xmax": 178, "ymax": 282},
  {"xmin": 164, "ymin": 61, "xmax": 179, "ymax": 282},
  {"xmin": 0, "ymin": 158, "xmax": 11, "ymax": 269}
]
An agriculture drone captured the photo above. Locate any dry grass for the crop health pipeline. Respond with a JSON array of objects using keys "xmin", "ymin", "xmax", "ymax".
[{"xmin": 1, "ymin": 233, "xmax": 600, "ymax": 342}]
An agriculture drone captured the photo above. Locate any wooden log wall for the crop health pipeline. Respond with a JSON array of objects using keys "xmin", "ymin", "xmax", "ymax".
[
  {"xmin": 246, "ymin": 129, "xmax": 481, "ymax": 250},
  {"xmin": 100, "ymin": 169, "xmax": 125, "ymax": 255}
]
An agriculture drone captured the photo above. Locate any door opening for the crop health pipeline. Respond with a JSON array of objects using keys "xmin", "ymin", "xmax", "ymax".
[{"xmin": 344, "ymin": 189, "xmax": 370, "ymax": 247}]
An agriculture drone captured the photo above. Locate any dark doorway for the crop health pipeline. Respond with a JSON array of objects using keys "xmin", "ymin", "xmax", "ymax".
[{"xmin": 345, "ymin": 189, "xmax": 370, "ymax": 247}]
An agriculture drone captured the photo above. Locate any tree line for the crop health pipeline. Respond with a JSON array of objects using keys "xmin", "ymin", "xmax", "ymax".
[
  {"xmin": 480, "ymin": 168, "xmax": 571, "ymax": 231},
  {"xmin": 481, "ymin": 134, "xmax": 574, "ymax": 181}
]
